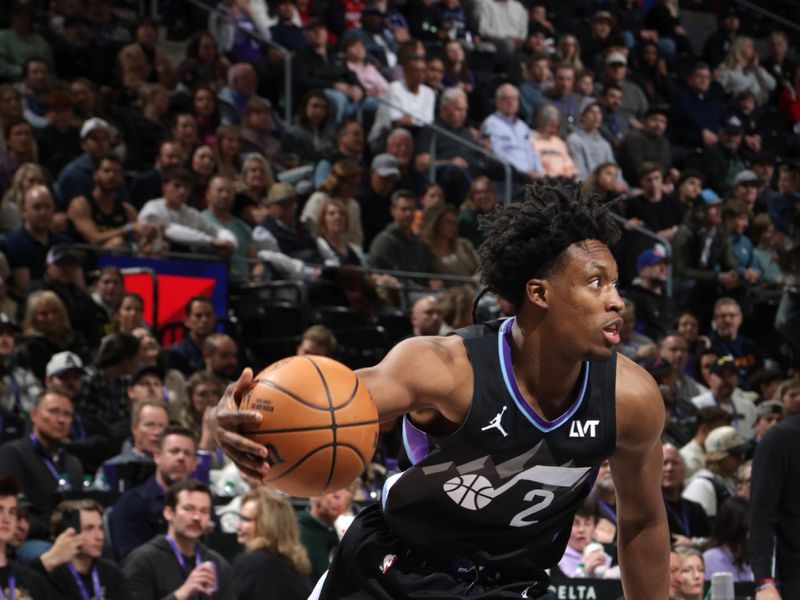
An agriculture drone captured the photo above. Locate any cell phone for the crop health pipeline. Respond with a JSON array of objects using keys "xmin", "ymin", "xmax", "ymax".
[{"xmin": 60, "ymin": 507, "xmax": 81, "ymax": 535}]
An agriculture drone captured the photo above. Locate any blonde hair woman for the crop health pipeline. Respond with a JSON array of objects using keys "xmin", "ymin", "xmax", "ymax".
[
  {"xmin": 301, "ymin": 159, "xmax": 364, "ymax": 248},
  {"xmin": 420, "ymin": 203, "xmax": 479, "ymax": 278},
  {"xmin": 715, "ymin": 36, "xmax": 776, "ymax": 105},
  {"xmin": 0, "ymin": 162, "xmax": 45, "ymax": 231},
  {"xmin": 556, "ymin": 34, "xmax": 584, "ymax": 74},
  {"xmin": 235, "ymin": 152, "xmax": 275, "ymax": 227},
  {"xmin": 20, "ymin": 290, "xmax": 82, "ymax": 381},
  {"xmin": 179, "ymin": 370, "xmax": 226, "ymax": 467},
  {"xmin": 232, "ymin": 487, "xmax": 312, "ymax": 599}
]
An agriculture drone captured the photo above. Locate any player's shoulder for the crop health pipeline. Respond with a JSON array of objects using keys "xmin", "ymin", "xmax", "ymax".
[
  {"xmin": 386, "ymin": 334, "xmax": 471, "ymax": 375},
  {"xmin": 613, "ymin": 353, "xmax": 664, "ymax": 446}
]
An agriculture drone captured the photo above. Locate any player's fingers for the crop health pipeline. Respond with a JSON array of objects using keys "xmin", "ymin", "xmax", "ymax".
[
  {"xmin": 215, "ymin": 407, "xmax": 262, "ymax": 427},
  {"xmin": 231, "ymin": 367, "xmax": 254, "ymax": 406},
  {"xmin": 217, "ymin": 427, "xmax": 267, "ymax": 458}
]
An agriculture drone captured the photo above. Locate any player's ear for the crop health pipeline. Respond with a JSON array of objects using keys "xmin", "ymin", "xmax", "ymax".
[{"xmin": 526, "ymin": 279, "xmax": 548, "ymax": 309}]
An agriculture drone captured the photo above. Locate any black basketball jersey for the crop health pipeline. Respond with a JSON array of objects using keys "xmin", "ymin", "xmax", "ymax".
[{"xmin": 381, "ymin": 318, "xmax": 618, "ymax": 576}]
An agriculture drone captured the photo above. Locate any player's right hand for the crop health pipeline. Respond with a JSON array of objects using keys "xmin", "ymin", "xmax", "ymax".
[{"xmin": 209, "ymin": 368, "xmax": 270, "ymax": 481}]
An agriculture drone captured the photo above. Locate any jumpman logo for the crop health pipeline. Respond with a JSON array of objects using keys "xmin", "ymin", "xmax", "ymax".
[{"xmin": 482, "ymin": 406, "xmax": 509, "ymax": 437}]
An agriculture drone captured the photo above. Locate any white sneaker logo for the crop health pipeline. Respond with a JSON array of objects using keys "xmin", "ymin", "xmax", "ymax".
[
  {"xmin": 481, "ymin": 406, "xmax": 509, "ymax": 437},
  {"xmin": 379, "ymin": 554, "xmax": 397, "ymax": 574},
  {"xmin": 569, "ymin": 420, "xmax": 599, "ymax": 438}
]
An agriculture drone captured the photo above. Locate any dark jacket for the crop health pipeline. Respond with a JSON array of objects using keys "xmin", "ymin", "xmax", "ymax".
[
  {"xmin": 31, "ymin": 556, "xmax": 128, "ymax": 600},
  {"xmin": 369, "ymin": 224, "xmax": 438, "ymax": 277},
  {"xmin": 671, "ymin": 83, "xmax": 724, "ymax": 148},
  {"xmin": 232, "ymin": 550, "xmax": 312, "ymax": 600},
  {"xmin": 685, "ymin": 142, "xmax": 746, "ymax": 197},
  {"xmin": 292, "ymin": 47, "xmax": 360, "ymax": 98},
  {"xmin": 109, "ymin": 475, "xmax": 166, "ymax": 561},
  {"xmin": 672, "ymin": 220, "xmax": 737, "ymax": 284}
]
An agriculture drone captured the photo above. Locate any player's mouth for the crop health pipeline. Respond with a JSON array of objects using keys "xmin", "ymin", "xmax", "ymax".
[{"xmin": 602, "ymin": 319, "xmax": 622, "ymax": 345}]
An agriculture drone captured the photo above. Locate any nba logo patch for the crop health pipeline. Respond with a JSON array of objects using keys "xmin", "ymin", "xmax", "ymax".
[{"xmin": 380, "ymin": 554, "xmax": 398, "ymax": 574}]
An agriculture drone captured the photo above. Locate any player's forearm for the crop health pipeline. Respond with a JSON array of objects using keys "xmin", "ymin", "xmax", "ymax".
[{"xmin": 617, "ymin": 515, "xmax": 670, "ymax": 599}]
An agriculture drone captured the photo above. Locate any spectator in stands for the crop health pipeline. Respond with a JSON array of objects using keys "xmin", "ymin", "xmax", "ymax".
[
  {"xmin": 189, "ymin": 145, "xmax": 217, "ymax": 211},
  {"xmin": 691, "ymin": 354, "xmax": 757, "ymax": 440},
  {"xmin": 708, "ymin": 298, "xmax": 764, "ymax": 390},
  {"xmin": 269, "ymin": 0, "xmax": 308, "ymax": 52},
  {"xmin": 283, "ymin": 91, "xmax": 336, "ymax": 166},
  {"xmin": 722, "ymin": 200, "xmax": 758, "ymax": 284},
  {"xmin": 118, "ymin": 18, "xmax": 175, "ymax": 94},
  {"xmin": 18, "ymin": 290, "xmax": 85, "ymax": 382},
  {"xmin": 16, "ymin": 57, "xmax": 51, "ymax": 129},
  {"xmin": 531, "ymin": 105, "xmax": 577, "ymax": 180},
  {"xmin": 369, "ymin": 189, "xmax": 439, "ymax": 283},
  {"xmin": 0, "ymin": 4, "xmax": 53, "ymax": 82},
  {"xmin": 627, "ymin": 163, "xmax": 682, "ymax": 244},
  {"xmin": 749, "ymin": 368, "xmax": 784, "ymax": 405},
  {"xmin": 763, "ymin": 31, "xmax": 794, "ymax": 87},
  {"xmin": 68, "ymin": 156, "xmax": 157, "ymax": 250},
  {"xmin": 458, "ymin": 176, "xmax": 497, "ymax": 249},
  {"xmin": 357, "ymin": 154, "xmax": 400, "ymax": 248},
  {"xmin": 233, "ymin": 152, "xmax": 274, "ymax": 227},
  {"xmin": 675, "ymin": 546, "xmax": 705, "ymax": 600},
  {"xmin": 0, "ymin": 312, "xmax": 41, "ymax": 437},
  {"xmin": 472, "ymin": 0, "xmax": 526, "ymax": 56},
  {"xmin": 202, "ymin": 333, "xmax": 239, "ymax": 383},
  {"xmin": 0, "ymin": 119, "xmax": 37, "ymax": 197},
  {"xmin": 203, "ymin": 175, "xmax": 259, "ymax": 286},
  {"xmin": 554, "ymin": 34, "xmax": 583, "ymax": 74},
  {"xmin": 36, "ymin": 89, "xmax": 81, "ymax": 176},
  {"xmin": 239, "ymin": 98, "xmax": 281, "ymax": 162},
  {"xmin": 416, "ymin": 88, "xmax": 479, "ymax": 203},
  {"xmin": 0, "ymin": 389, "xmax": 83, "ymax": 557},
  {"xmin": 683, "ymin": 425, "xmax": 747, "ymax": 520},
  {"xmin": 113, "ymin": 292, "xmax": 146, "ymax": 334},
  {"xmin": 567, "ymin": 99, "xmax": 619, "ymax": 184},
  {"xmin": 298, "ymin": 486, "xmax": 354, "ymax": 583},
  {"xmin": 253, "ymin": 182, "xmax": 318, "ymax": 260},
  {"xmin": 56, "ymin": 117, "xmax": 115, "ymax": 210},
  {"xmin": 419, "ymin": 203, "xmax": 478, "ymax": 278},
  {"xmin": 216, "ymin": 62, "xmax": 259, "ymax": 124},
  {"xmin": 130, "ymin": 140, "xmax": 185, "ymax": 210},
  {"xmin": 627, "ymin": 248, "xmax": 675, "ymax": 342},
  {"xmin": 170, "ymin": 113, "xmax": 200, "ymax": 162},
  {"xmin": 131, "ymin": 327, "xmax": 187, "ymax": 410},
  {"xmin": 671, "ymin": 63, "xmax": 724, "ymax": 151},
  {"xmin": 192, "ymin": 88, "xmax": 223, "ymax": 150},
  {"xmin": 212, "ymin": 124, "xmax": 243, "ymax": 179},
  {"xmin": 555, "ymin": 497, "xmax": 611, "ymax": 579},
  {"xmin": 342, "ymin": 6, "xmax": 398, "ymax": 72},
  {"xmin": 776, "ymin": 379, "xmax": 800, "ymax": 416},
  {"xmin": 139, "ymin": 166, "xmax": 237, "ymax": 255},
  {"xmin": 748, "ymin": 400, "xmax": 785, "ymax": 458},
  {"xmin": 617, "ymin": 298, "xmax": 656, "ymax": 362},
  {"xmin": 296, "ymin": 325, "xmax": 337, "ymax": 357},
  {"xmin": 769, "ymin": 162, "xmax": 800, "ymax": 236},
  {"xmin": 96, "ymin": 397, "xmax": 169, "ymax": 484},
  {"xmin": 538, "ymin": 64, "xmax": 584, "ymax": 137},
  {"xmin": 110, "ymin": 425, "xmax": 198, "ymax": 560},
  {"xmin": 441, "ymin": 40, "xmax": 476, "ymax": 96},
  {"xmin": 598, "ymin": 52, "xmax": 649, "ymax": 130},
  {"xmin": 714, "ymin": 37, "xmax": 775, "ymax": 106},
  {"xmin": 778, "ymin": 64, "xmax": 800, "ymax": 125},
  {"xmin": 730, "ymin": 170, "xmax": 760, "ymax": 214},
  {"xmin": 25, "ymin": 243, "xmax": 99, "ymax": 350},
  {"xmin": 179, "ymin": 371, "xmax": 226, "ymax": 468},
  {"xmin": 679, "ymin": 405, "xmax": 731, "ymax": 479},
  {"xmin": 617, "ymin": 106, "xmax": 672, "ymax": 185},
  {"xmin": 410, "ymin": 295, "xmax": 443, "ymax": 336},
  {"xmin": 168, "ymin": 296, "xmax": 217, "ymax": 378},
  {"xmin": 385, "ymin": 127, "xmax": 425, "ymax": 194},
  {"xmin": 631, "ymin": 40, "xmax": 675, "ymax": 107},
  {"xmin": 672, "ymin": 189, "xmax": 740, "ymax": 314},
  {"xmin": 301, "ymin": 159, "xmax": 364, "ymax": 247},
  {"xmin": 176, "ymin": 32, "xmax": 229, "ymax": 94},
  {"xmin": 702, "ymin": 8, "xmax": 739, "ymax": 69},
  {"xmin": 294, "ymin": 19, "xmax": 363, "ymax": 127},
  {"xmin": 480, "ymin": 83, "xmax": 543, "ymax": 183},
  {"xmin": 658, "ymin": 332, "xmax": 705, "ymax": 409},
  {"xmin": 232, "ymin": 487, "xmax": 313, "ymax": 599},
  {"xmin": 597, "ymin": 84, "xmax": 628, "ymax": 149},
  {"xmin": 0, "ymin": 162, "xmax": 44, "ymax": 232},
  {"xmin": 313, "ymin": 120, "xmax": 366, "ymax": 187},
  {"xmin": 661, "ymin": 443, "xmax": 710, "ymax": 545},
  {"xmin": 691, "ymin": 112, "xmax": 744, "ymax": 196},
  {"xmin": 517, "ymin": 51, "xmax": 550, "ymax": 124},
  {"xmin": 33, "ymin": 499, "xmax": 127, "ymax": 598},
  {"xmin": 371, "ymin": 66, "xmax": 432, "ymax": 145},
  {"xmin": 703, "ymin": 497, "xmax": 753, "ymax": 582},
  {"xmin": 5, "ymin": 184, "xmax": 70, "ymax": 297},
  {"xmin": 124, "ymin": 479, "xmax": 233, "ymax": 599},
  {"xmin": 0, "ymin": 475, "xmax": 51, "ymax": 593}
]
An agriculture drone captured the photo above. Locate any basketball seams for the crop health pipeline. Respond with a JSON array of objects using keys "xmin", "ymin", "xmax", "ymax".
[
  {"xmin": 243, "ymin": 419, "xmax": 380, "ymax": 435},
  {"xmin": 267, "ymin": 442, "xmax": 370, "ymax": 492},
  {"xmin": 330, "ymin": 374, "xmax": 361, "ymax": 410},
  {"xmin": 305, "ymin": 357, "xmax": 338, "ymax": 492},
  {"xmin": 254, "ymin": 379, "xmax": 332, "ymax": 411}
]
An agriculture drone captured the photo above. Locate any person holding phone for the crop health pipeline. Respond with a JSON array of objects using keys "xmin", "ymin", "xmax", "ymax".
[{"xmin": 31, "ymin": 499, "xmax": 128, "ymax": 599}]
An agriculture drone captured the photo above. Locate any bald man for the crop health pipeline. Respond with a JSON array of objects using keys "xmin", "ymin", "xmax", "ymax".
[{"xmin": 410, "ymin": 295, "xmax": 443, "ymax": 337}]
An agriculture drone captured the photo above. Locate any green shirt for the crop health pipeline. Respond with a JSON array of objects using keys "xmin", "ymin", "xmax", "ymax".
[
  {"xmin": 202, "ymin": 210, "xmax": 253, "ymax": 284},
  {"xmin": 297, "ymin": 510, "xmax": 339, "ymax": 583}
]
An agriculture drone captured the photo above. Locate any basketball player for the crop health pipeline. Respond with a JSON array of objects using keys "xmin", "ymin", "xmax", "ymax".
[{"xmin": 209, "ymin": 184, "xmax": 670, "ymax": 598}]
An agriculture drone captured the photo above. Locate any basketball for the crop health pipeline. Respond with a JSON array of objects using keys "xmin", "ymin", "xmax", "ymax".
[{"xmin": 239, "ymin": 355, "xmax": 380, "ymax": 497}]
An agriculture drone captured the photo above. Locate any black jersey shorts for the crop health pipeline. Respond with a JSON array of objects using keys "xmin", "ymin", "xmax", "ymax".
[{"xmin": 315, "ymin": 504, "xmax": 553, "ymax": 600}]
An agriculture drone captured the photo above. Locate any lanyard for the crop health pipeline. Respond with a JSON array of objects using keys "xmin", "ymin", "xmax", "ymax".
[
  {"xmin": 0, "ymin": 572, "xmax": 16, "ymax": 600},
  {"xmin": 67, "ymin": 563, "xmax": 101, "ymax": 600},
  {"xmin": 664, "ymin": 500, "xmax": 690, "ymax": 536},
  {"xmin": 598, "ymin": 499, "xmax": 617, "ymax": 524},
  {"xmin": 29, "ymin": 434, "xmax": 64, "ymax": 484},
  {"xmin": 166, "ymin": 535, "xmax": 202, "ymax": 589}
]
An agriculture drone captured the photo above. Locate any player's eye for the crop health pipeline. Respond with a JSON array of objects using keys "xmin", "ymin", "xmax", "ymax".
[{"xmin": 588, "ymin": 278, "xmax": 600, "ymax": 288}]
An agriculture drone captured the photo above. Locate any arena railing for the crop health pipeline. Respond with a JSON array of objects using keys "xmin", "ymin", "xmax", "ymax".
[
  {"xmin": 607, "ymin": 213, "xmax": 673, "ymax": 298},
  {"xmin": 731, "ymin": 0, "xmax": 800, "ymax": 33},
  {"xmin": 182, "ymin": 0, "xmax": 294, "ymax": 125},
  {"xmin": 368, "ymin": 95, "xmax": 515, "ymax": 205}
]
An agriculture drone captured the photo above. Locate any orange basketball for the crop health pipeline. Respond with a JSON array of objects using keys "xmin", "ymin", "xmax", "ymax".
[{"xmin": 239, "ymin": 355, "xmax": 379, "ymax": 497}]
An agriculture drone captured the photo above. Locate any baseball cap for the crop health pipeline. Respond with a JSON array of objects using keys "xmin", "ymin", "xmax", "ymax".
[
  {"xmin": 704, "ymin": 425, "xmax": 748, "ymax": 457},
  {"xmin": 709, "ymin": 355, "xmax": 738, "ymax": 376},
  {"xmin": 721, "ymin": 115, "xmax": 743, "ymax": 134},
  {"xmin": 636, "ymin": 246, "xmax": 669, "ymax": 271},
  {"xmin": 0, "ymin": 313, "xmax": 17, "ymax": 332},
  {"xmin": 371, "ymin": 153, "xmax": 400, "ymax": 178},
  {"xmin": 755, "ymin": 400, "xmax": 785, "ymax": 420},
  {"xmin": 130, "ymin": 364, "xmax": 164, "ymax": 385},
  {"xmin": 46, "ymin": 351, "xmax": 85, "ymax": 378},
  {"xmin": 701, "ymin": 188, "xmax": 721, "ymax": 205},
  {"xmin": 266, "ymin": 182, "xmax": 297, "ymax": 205},
  {"xmin": 46, "ymin": 243, "xmax": 79, "ymax": 266},
  {"xmin": 641, "ymin": 356, "xmax": 673, "ymax": 380},
  {"xmin": 605, "ymin": 52, "xmax": 627, "ymax": 67},
  {"xmin": 578, "ymin": 97, "xmax": 602, "ymax": 116},
  {"xmin": 733, "ymin": 169, "xmax": 759, "ymax": 186},
  {"xmin": 79, "ymin": 117, "xmax": 111, "ymax": 140}
]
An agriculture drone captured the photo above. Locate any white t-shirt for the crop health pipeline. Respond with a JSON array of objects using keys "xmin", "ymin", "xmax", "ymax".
[{"xmin": 690, "ymin": 390, "xmax": 757, "ymax": 440}]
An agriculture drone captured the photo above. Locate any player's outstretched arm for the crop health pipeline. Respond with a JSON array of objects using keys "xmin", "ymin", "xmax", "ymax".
[{"xmin": 609, "ymin": 356, "xmax": 670, "ymax": 600}]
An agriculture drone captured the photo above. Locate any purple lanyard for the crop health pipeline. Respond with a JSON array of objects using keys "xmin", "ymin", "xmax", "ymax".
[
  {"xmin": 67, "ymin": 563, "xmax": 101, "ymax": 600},
  {"xmin": 166, "ymin": 535, "xmax": 202, "ymax": 599},
  {"xmin": 598, "ymin": 499, "xmax": 617, "ymax": 524},
  {"xmin": 665, "ymin": 500, "xmax": 690, "ymax": 536},
  {"xmin": 0, "ymin": 573, "xmax": 16, "ymax": 600},
  {"xmin": 29, "ymin": 434, "xmax": 62, "ymax": 483}
]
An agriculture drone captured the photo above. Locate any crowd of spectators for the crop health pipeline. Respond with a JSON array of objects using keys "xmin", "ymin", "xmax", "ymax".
[{"xmin": 0, "ymin": 0, "xmax": 799, "ymax": 597}]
